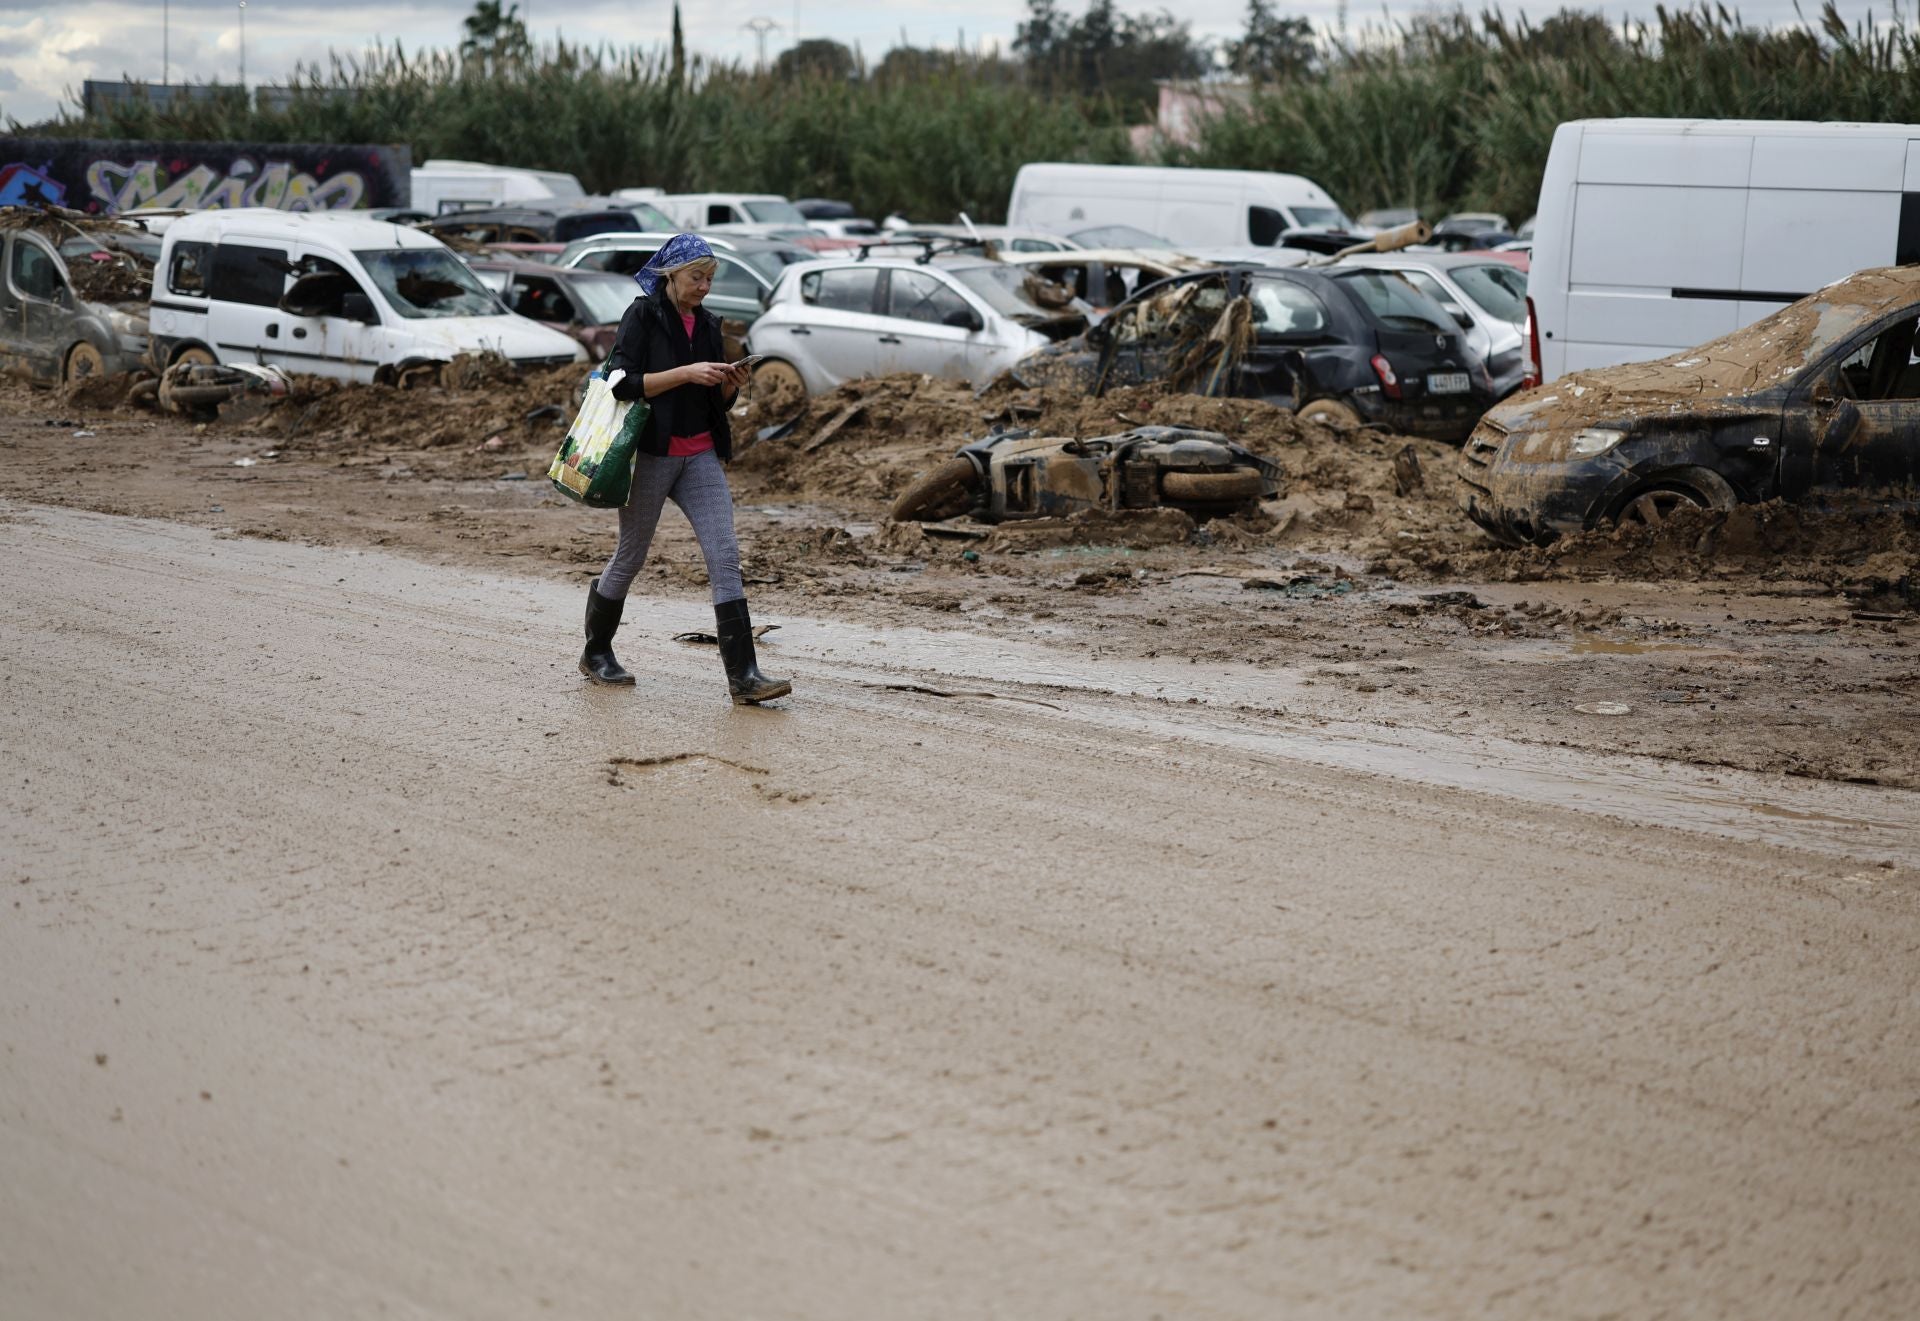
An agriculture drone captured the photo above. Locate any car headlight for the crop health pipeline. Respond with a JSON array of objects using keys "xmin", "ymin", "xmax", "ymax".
[{"xmin": 1568, "ymin": 427, "xmax": 1626, "ymax": 457}]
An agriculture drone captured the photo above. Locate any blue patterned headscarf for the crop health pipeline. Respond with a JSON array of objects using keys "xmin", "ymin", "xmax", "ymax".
[{"xmin": 634, "ymin": 233, "xmax": 715, "ymax": 296}]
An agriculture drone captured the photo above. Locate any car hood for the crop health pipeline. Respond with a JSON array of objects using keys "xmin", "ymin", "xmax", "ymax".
[
  {"xmin": 395, "ymin": 314, "xmax": 586, "ymax": 359},
  {"xmin": 1495, "ymin": 266, "xmax": 1920, "ymax": 435}
]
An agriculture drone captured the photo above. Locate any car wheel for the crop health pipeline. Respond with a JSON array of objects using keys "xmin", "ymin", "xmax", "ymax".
[
  {"xmin": 1161, "ymin": 468, "xmax": 1264, "ymax": 504},
  {"xmin": 171, "ymin": 344, "xmax": 217, "ymax": 368},
  {"xmin": 1610, "ymin": 467, "xmax": 1737, "ymax": 529},
  {"xmin": 1298, "ymin": 397, "xmax": 1362, "ymax": 429},
  {"xmin": 751, "ymin": 358, "xmax": 806, "ymax": 410},
  {"xmin": 889, "ymin": 457, "xmax": 980, "ymax": 523},
  {"xmin": 64, "ymin": 342, "xmax": 107, "ymax": 382}
]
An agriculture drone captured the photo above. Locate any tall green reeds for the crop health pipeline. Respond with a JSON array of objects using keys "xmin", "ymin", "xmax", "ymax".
[{"xmin": 20, "ymin": 4, "xmax": 1920, "ymax": 224}]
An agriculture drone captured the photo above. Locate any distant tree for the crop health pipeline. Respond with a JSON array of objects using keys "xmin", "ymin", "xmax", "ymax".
[
  {"xmin": 1015, "ymin": 0, "xmax": 1070, "ymax": 66},
  {"xmin": 1230, "ymin": 0, "xmax": 1317, "ymax": 81},
  {"xmin": 670, "ymin": 3, "xmax": 686, "ymax": 89},
  {"xmin": 775, "ymin": 38, "xmax": 858, "ymax": 82},
  {"xmin": 461, "ymin": 2, "xmax": 530, "ymax": 70},
  {"xmin": 1520, "ymin": 10, "xmax": 1621, "ymax": 60},
  {"xmin": 876, "ymin": 46, "xmax": 949, "ymax": 84},
  {"xmin": 1016, "ymin": 0, "xmax": 1207, "ymax": 116}
]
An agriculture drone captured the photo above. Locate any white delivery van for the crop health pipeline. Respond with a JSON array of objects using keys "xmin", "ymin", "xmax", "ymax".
[
  {"xmin": 1527, "ymin": 118, "xmax": 1920, "ymax": 383},
  {"xmin": 410, "ymin": 159, "xmax": 586, "ymax": 216},
  {"xmin": 1006, "ymin": 164, "xmax": 1353, "ymax": 249},
  {"xmin": 658, "ymin": 193, "xmax": 809, "ymax": 228},
  {"xmin": 150, "ymin": 209, "xmax": 586, "ymax": 382}
]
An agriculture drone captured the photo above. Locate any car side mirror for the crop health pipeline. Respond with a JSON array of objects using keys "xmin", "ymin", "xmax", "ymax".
[
  {"xmin": 1445, "ymin": 305, "xmax": 1473, "ymax": 330},
  {"xmin": 944, "ymin": 307, "xmax": 983, "ymax": 332},
  {"xmin": 340, "ymin": 292, "xmax": 377, "ymax": 324}
]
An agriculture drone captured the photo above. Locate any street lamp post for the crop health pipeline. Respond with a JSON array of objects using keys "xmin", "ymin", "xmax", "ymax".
[{"xmin": 238, "ymin": 1, "xmax": 247, "ymax": 93}]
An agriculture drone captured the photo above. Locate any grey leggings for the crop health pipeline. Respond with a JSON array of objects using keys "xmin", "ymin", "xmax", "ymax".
[{"xmin": 597, "ymin": 449, "xmax": 745, "ymax": 604}]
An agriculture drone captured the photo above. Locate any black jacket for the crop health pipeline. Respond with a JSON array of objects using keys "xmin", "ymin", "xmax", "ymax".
[{"xmin": 604, "ymin": 283, "xmax": 735, "ymax": 461}]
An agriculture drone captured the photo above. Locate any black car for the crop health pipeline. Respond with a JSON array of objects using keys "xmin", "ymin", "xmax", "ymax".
[
  {"xmin": 1010, "ymin": 265, "xmax": 1497, "ymax": 442},
  {"xmin": 1458, "ymin": 265, "xmax": 1920, "ymax": 545},
  {"xmin": 421, "ymin": 202, "xmax": 640, "ymax": 246}
]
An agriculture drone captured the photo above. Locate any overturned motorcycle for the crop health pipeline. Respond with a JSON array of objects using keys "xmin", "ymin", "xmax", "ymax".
[{"xmin": 889, "ymin": 425, "xmax": 1283, "ymax": 524}]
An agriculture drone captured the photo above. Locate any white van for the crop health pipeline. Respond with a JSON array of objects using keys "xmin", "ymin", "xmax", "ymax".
[
  {"xmin": 658, "ymin": 193, "xmax": 810, "ymax": 229},
  {"xmin": 150, "ymin": 209, "xmax": 586, "ymax": 382},
  {"xmin": 1006, "ymin": 164, "xmax": 1353, "ymax": 250},
  {"xmin": 410, "ymin": 159, "xmax": 585, "ymax": 216},
  {"xmin": 1527, "ymin": 118, "xmax": 1920, "ymax": 383}
]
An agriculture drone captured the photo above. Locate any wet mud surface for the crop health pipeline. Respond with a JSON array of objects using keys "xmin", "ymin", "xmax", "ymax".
[
  {"xmin": 5, "ymin": 504, "xmax": 1918, "ymax": 1319},
  {"xmin": 6, "ymin": 371, "xmax": 1917, "ymax": 787}
]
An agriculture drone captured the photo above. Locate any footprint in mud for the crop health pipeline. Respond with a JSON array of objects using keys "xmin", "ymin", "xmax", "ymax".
[{"xmin": 605, "ymin": 753, "xmax": 814, "ymax": 805}]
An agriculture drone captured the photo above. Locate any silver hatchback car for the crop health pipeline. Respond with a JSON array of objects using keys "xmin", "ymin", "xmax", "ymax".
[{"xmin": 745, "ymin": 254, "xmax": 1083, "ymax": 398}]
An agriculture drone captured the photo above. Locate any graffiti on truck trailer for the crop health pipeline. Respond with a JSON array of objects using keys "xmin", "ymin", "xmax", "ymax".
[{"xmin": 0, "ymin": 138, "xmax": 410, "ymax": 215}]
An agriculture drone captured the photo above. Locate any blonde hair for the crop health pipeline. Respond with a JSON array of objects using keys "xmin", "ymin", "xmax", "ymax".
[{"xmin": 663, "ymin": 256, "xmax": 718, "ymax": 279}]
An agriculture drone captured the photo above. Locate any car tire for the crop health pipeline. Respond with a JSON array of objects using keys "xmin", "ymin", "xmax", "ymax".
[
  {"xmin": 1298, "ymin": 397, "xmax": 1362, "ymax": 429},
  {"xmin": 1610, "ymin": 467, "xmax": 1737, "ymax": 528},
  {"xmin": 171, "ymin": 344, "xmax": 217, "ymax": 368},
  {"xmin": 751, "ymin": 358, "xmax": 806, "ymax": 409},
  {"xmin": 1161, "ymin": 468, "xmax": 1264, "ymax": 504},
  {"xmin": 64, "ymin": 342, "xmax": 107, "ymax": 382},
  {"xmin": 889, "ymin": 457, "xmax": 980, "ymax": 523}
]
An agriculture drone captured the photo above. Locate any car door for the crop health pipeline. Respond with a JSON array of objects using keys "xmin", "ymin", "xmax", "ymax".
[
  {"xmin": 784, "ymin": 266, "xmax": 884, "ymax": 386},
  {"xmin": 276, "ymin": 249, "xmax": 386, "ymax": 382},
  {"xmin": 1786, "ymin": 311, "xmax": 1920, "ymax": 504},
  {"xmin": 1095, "ymin": 273, "xmax": 1228, "ymax": 391},
  {"xmin": 1, "ymin": 233, "xmax": 70, "ymax": 381},
  {"xmin": 1240, "ymin": 274, "xmax": 1336, "ymax": 402},
  {"xmin": 875, "ymin": 268, "xmax": 976, "ymax": 380},
  {"xmin": 205, "ymin": 240, "xmax": 293, "ymax": 369}
]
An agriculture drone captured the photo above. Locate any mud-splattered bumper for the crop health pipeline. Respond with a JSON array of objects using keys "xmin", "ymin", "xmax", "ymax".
[{"xmin": 1455, "ymin": 422, "xmax": 1629, "ymax": 545}]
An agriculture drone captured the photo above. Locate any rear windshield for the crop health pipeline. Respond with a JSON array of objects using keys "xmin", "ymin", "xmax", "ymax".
[
  {"xmin": 355, "ymin": 249, "xmax": 502, "ymax": 318},
  {"xmin": 1451, "ymin": 262, "xmax": 1528, "ymax": 323},
  {"xmin": 1331, "ymin": 270, "xmax": 1454, "ymax": 334},
  {"xmin": 569, "ymin": 277, "xmax": 638, "ymax": 325}
]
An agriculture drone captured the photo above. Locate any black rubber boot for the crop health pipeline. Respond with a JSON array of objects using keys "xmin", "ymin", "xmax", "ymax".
[
  {"xmin": 580, "ymin": 577, "xmax": 634, "ymax": 686},
  {"xmin": 714, "ymin": 598, "xmax": 791, "ymax": 705}
]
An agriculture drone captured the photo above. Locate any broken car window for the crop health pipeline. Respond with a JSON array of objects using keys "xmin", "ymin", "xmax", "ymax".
[
  {"xmin": 168, "ymin": 241, "xmax": 211, "ymax": 296},
  {"xmin": 9, "ymin": 238, "xmax": 66, "ymax": 302},
  {"xmin": 1248, "ymin": 278, "xmax": 1330, "ymax": 338},
  {"xmin": 280, "ymin": 257, "xmax": 368, "ymax": 318},
  {"xmin": 354, "ymin": 249, "xmax": 501, "ymax": 319},
  {"xmin": 1835, "ymin": 315, "xmax": 1920, "ymax": 400}
]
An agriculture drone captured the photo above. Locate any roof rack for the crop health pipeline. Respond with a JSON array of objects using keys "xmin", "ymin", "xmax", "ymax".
[{"xmin": 851, "ymin": 234, "xmax": 990, "ymax": 265}]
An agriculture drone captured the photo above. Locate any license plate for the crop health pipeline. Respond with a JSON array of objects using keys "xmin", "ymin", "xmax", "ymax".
[{"xmin": 1428, "ymin": 372, "xmax": 1470, "ymax": 395}]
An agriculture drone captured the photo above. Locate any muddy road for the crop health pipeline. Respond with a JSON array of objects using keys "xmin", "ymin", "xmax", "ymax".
[{"xmin": 5, "ymin": 502, "xmax": 1919, "ymax": 1319}]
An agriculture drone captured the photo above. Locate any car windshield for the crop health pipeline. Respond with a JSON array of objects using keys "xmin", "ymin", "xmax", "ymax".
[
  {"xmin": 568, "ymin": 277, "xmax": 639, "ymax": 325},
  {"xmin": 1332, "ymin": 270, "xmax": 1454, "ymax": 333},
  {"xmin": 356, "ymin": 248, "xmax": 502, "ymax": 317},
  {"xmin": 742, "ymin": 200, "xmax": 807, "ymax": 225},
  {"xmin": 949, "ymin": 265, "xmax": 1048, "ymax": 319},
  {"xmin": 1451, "ymin": 262, "xmax": 1528, "ymax": 323},
  {"xmin": 627, "ymin": 202, "xmax": 673, "ymax": 229},
  {"xmin": 1289, "ymin": 206, "xmax": 1351, "ymax": 231},
  {"xmin": 1071, "ymin": 224, "xmax": 1174, "ymax": 249}
]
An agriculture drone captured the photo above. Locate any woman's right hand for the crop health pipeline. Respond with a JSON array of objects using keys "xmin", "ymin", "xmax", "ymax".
[{"xmin": 681, "ymin": 361, "xmax": 733, "ymax": 387}]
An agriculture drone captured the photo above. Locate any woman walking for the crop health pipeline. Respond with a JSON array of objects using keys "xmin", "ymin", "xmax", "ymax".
[{"xmin": 579, "ymin": 234, "xmax": 791, "ymax": 705}]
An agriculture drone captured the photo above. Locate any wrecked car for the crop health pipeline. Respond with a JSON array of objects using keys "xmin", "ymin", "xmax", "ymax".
[
  {"xmin": 1007, "ymin": 264, "xmax": 1496, "ymax": 442},
  {"xmin": 150, "ymin": 209, "xmax": 584, "ymax": 381},
  {"xmin": 746, "ymin": 253, "xmax": 1085, "ymax": 401},
  {"xmin": 1331, "ymin": 251, "xmax": 1531, "ymax": 399},
  {"xmin": 0, "ymin": 208, "xmax": 151, "ymax": 384},
  {"xmin": 469, "ymin": 258, "xmax": 639, "ymax": 358},
  {"xmin": 889, "ymin": 425, "xmax": 1282, "ymax": 523},
  {"xmin": 1458, "ymin": 266, "xmax": 1920, "ymax": 545},
  {"xmin": 992, "ymin": 248, "xmax": 1211, "ymax": 315}
]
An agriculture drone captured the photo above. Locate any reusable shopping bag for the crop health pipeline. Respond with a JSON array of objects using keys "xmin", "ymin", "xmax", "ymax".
[{"xmin": 548, "ymin": 368, "xmax": 649, "ymax": 508}]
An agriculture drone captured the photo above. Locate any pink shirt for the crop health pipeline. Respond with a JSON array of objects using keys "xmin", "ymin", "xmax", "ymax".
[{"xmin": 667, "ymin": 309, "xmax": 714, "ymax": 456}]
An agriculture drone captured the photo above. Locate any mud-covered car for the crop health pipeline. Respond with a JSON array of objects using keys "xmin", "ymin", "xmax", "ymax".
[
  {"xmin": 889, "ymin": 425, "xmax": 1282, "ymax": 523},
  {"xmin": 0, "ymin": 224, "xmax": 150, "ymax": 384},
  {"xmin": 1008, "ymin": 265, "xmax": 1496, "ymax": 442},
  {"xmin": 1458, "ymin": 266, "xmax": 1920, "ymax": 545}
]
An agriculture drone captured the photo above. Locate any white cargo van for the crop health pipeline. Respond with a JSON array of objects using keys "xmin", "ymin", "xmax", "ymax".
[
  {"xmin": 659, "ymin": 193, "xmax": 809, "ymax": 228},
  {"xmin": 150, "ymin": 209, "xmax": 586, "ymax": 382},
  {"xmin": 1527, "ymin": 118, "xmax": 1920, "ymax": 383},
  {"xmin": 410, "ymin": 159, "xmax": 585, "ymax": 216},
  {"xmin": 1006, "ymin": 164, "xmax": 1353, "ymax": 249}
]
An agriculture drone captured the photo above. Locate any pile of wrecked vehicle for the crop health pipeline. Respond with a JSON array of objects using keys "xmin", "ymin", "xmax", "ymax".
[
  {"xmin": 0, "ymin": 207, "xmax": 153, "ymax": 385},
  {"xmin": 889, "ymin": 425, "xmax": 1282, "ymax": 525}
]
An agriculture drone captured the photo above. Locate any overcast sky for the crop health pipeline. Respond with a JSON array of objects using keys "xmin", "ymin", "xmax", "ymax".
[{"xmin": 0, "ymin": 0, "xmax": 1854, "ymax": 128}]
